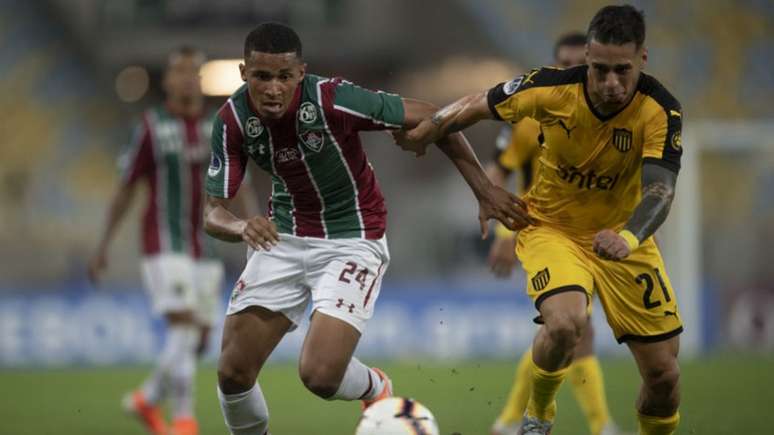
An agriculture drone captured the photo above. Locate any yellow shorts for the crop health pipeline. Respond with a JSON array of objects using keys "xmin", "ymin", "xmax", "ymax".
[{"xmin": 516, "ymin": 225, "xmax": 683, "ymax": 343}]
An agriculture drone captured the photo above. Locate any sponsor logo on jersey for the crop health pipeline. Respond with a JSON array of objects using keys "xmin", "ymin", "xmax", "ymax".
[
  {"xmin": 275, "ymin": 148, "xmax": 300, "ymax": 164},
  {"xmin": 246, "ymin": 117, "xmax": 264, "ymax": 138},
  {"xmin": 556, "ymin": 164, "xmax": 621, "ymax": 191},
  {"xmin": 531, "ymin": 268, "xmax": 551, "ymax": 291},
  {"xmin": 612, "ymin": 128, "xmax": 633, "ymax": 152},
  {"xmin": 298, "ymin": 102, "xmax": 318, "ymax": 124},
  {"xmin": 299, "ymin": 130, "xmax": 325, "ymax": 152},
  {"xmin": 207, "ymin": 155, "xmax": 222, "ymax": 177},
  {"xmin": 670, "ymin": 131, "xmax": 682, "ymax": 151}
]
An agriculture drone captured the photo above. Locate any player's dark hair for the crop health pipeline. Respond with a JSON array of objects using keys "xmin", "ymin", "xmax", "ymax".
[
  {"xmin": 244, "ymin": 22, "xmax": 302, "ymax": 59},
  {"xmin": 167, "ymin": 45, "xmax": 206, "ymax": 68},
  {"xmin": 587, "ymin": 5, "xmax": 646, "ymax": 49},
  {"xmin": 553, "ymin": 31, "xmax": 586, "ymax": 59}
]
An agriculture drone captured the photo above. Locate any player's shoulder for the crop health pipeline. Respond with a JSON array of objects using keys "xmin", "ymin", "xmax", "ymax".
[
  {"xmin": 637, "ymin": 72, "xmax": 681, "ymax": 112},
  {"xmin": 216, "ymin": 84, "xmax": 250, "ymax": 121},
  {"xmin": 504, "ymin": 65, "xmax": 586, "ymax": 94}
]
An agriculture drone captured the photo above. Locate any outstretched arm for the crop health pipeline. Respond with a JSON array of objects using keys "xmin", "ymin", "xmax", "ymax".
[
  {"xmin": 395, "ymin": 92, "xmax": 494, "ymax": 156},
  {"xmin": 88, "ymin": 182, "xmax": 137, "ymax": 283},
  {"xmin": 400, "ymin": 98, "xmax": 533, "ymax": 235},
  {"xmin": 593, "ymin": 163, "xmax": 677, "ymax": 260}
]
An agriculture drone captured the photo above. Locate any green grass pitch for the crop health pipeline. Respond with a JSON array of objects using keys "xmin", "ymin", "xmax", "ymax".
[{"xmin": 1, "ymin": 354, "xmax": 772, "ymax": 434}]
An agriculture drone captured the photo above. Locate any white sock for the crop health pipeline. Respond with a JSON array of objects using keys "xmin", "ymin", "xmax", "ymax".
[
  {"xmin": 218, "ymin": 384, "xmax": 270, "ymax": 435},
  {"xmin": 168, "ymin": 326, "xmax": 198, "ymax": 419},
  {"xmin": 329, "ymin": 357, "xmax": 385, "ymax": 401},
  {"xmin": 142, "ymin": 325, "xmax": 197, "ymax": 414}
]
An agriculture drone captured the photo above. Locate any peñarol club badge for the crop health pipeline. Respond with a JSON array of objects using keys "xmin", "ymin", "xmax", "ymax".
[
  {"xmin": 612, "ymin": 128, "xmax": 633, "ymax": 152},
  {"xmin": 299, "ymin": 130, "xmax": 325, "ymax": 152}
]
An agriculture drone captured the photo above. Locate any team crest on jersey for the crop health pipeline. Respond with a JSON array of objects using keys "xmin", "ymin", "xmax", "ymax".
[
  {"xmin": 298, "ymin": 102, "xmax": 318, "ymax": 124},
  {"xmin": 246, "ymin": 117, "xmax": 264, "ymax": 138},
  {"xmin": 207, "ymin": 155, "xmax": 222, "ymax": 177},
  {"xmin": 612, "ymin": 128, "xmax": 633, "ymax": 152},
  {"xmin": 299, "ymin": 130, "xmax": 325, "ymax": 152},
  {"xmin": 670, "ymin": 131, "xmax": 682, "ymax": 151},
  {"xmin": 531, "ymin": 268, "xmax": 551, "ymax": 291}
]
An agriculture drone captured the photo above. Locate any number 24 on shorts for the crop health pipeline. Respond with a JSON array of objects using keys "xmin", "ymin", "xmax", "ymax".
[{"xmin": 338, "ymin": 261, "xmax": 370, "ymax": 290}]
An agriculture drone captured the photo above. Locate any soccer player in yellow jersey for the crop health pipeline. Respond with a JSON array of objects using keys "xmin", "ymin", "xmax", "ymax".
[
  {"xmin": 488, "ymin": 32, "xmax": 628, "ymax": 435},
  {"xmin": 397, "ymin": 5, "xmax": 683, "ymax": 435}
]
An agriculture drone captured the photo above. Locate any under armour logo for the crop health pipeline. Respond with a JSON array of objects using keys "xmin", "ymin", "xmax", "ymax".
[{"xmin": 336, "ymin": 298, "xmax": 355, "ymax": 313}]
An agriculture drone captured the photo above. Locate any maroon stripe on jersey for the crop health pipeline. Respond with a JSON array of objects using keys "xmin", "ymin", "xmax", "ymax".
[
  {"xmin": 139, "ymin": 114, "xmax": 161, "ymax": 255},
  {"xmin": 321, "ymin": 81, "xmax": 387, "ymax": 239},
  {"xmin": 264, "ymin": 86, "xmax": 325, "ymax": 237},
  {"xmin": 184, "ymin": 117, "xmax": 203, "ymax": 259},
  {"xmin": 218, "ymin": 105, "xmax": 248, "ymax": 198}
]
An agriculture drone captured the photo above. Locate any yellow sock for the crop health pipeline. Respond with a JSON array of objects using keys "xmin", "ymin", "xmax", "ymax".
[
  {"xmin": 525, "ymin": 358, "xmax": 569, "ymax": 422},
  {"xmin": 568, "ymin": 355, "xmax": 611, "ymax": 435},
  {"xmin": 638, "ymin": 411, "xmax": 680, "ymax": 435},
  {"xmin": 497, "ymin": 349, "xmax": 533, "ymax": 424}
]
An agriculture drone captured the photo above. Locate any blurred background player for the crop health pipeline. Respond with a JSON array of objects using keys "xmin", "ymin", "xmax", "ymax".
[
  {"xmin": 88, "ymin": 46, "xmax": 220, "ymax": 435},
  {"xmin": 489, "ymin": 32, "xmax": 628, "ymax": 435},
  {"xmin": 205, "ymin": 23, "xmax": 528, "ymax": 435}
]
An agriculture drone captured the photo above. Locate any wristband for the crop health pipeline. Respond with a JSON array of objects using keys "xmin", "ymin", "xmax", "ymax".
[{"xmin": 618, "ymin": 229, "xmax": 640, "ymax": 251}]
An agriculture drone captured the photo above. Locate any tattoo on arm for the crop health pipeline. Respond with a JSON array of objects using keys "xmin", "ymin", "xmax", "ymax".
[{"xmin": 624, "ymin": 163, "xmax": 677, "ymax": 242}]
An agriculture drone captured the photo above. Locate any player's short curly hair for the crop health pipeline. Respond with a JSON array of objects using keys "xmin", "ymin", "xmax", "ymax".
[
  {"xmin": 244, "ymin": 22, "xmax": 302, "ymax": 58},
  {"xmin": 553, "ymin": 31, "xmax": 586, "ymax": 59},
  {"xmin": 587, "ymin": 5, "xmax": 646, "ymax": 49}
]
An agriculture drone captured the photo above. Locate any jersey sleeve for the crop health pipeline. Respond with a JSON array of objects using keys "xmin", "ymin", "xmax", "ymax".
[
  {"xmin": 332, "ymin": 79, "xmax": 405, "ymax": 131},
  {"xmin": 117, "ymin": 116, "xmax": 154, "ymax": 186},
  {"xmin": 642, "ymin": 101, "xmax": 683, "ymax": 173},
  {"xmin": 206, "ymin": 102, "xmax": 248, "ymax": 198},
  {"xmin": 486, "ymin": 68, "xmax": 553, "ymax": 123}
]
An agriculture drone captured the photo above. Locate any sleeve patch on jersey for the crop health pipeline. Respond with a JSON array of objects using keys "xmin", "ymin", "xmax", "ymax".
[
  {"xmin": 207, "ymin": 154, "xmax": 222, "ymax": 177},
  {"xmin": 503, "ymin": 76, "xmax": 524, "ymax": 95},
  {"xmin": 670, "ymin": 130, "xmax": 682, "ymax": 151}
]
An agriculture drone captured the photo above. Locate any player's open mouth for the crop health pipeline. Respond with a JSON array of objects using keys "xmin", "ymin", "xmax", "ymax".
[{"xmin": 263, "ymin": 102, "xmax": 284, "ymax": 115}]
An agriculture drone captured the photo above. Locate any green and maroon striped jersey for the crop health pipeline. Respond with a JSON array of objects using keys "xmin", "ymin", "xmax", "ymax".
[
  {"xmin": 119, "ymin": 105, "xmax": 213, "ymax": 257},
  {"xmin": 206, "ymin": 74, "xmax": 405, "ymax": 239}
]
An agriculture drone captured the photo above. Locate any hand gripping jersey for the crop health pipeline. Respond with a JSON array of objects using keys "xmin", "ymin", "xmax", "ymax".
[
  {"xmin": 119, "ymin": 106, "xmax": 213, "ymax": 258},
  {"xmin": 206, "ymin": 74, "xmax": 404, "ymax": 240},
  {"xmin": 488, "ymin": 65, "xmax": 682, "ymax": 245}
]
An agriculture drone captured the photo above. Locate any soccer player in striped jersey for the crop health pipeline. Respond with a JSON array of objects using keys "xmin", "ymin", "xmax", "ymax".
[
  {"xmin": 204, "ymin": 23, "xmax": 530, "ymax": 435},
  {"xmin": 89, "ymin": 47, "xmax": 222, "ymax": 435},
  {"xmin": 395, "ymin": 5, "xmax": 684, "ymax": 435},
  {"xmin": 489, "ymin": 32, "xmax": 629, "ymax": 435}
]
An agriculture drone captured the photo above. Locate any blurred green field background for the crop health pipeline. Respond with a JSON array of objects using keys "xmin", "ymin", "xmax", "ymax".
[{"xmin": 2, "ymin": 354, "xmax": 773, "ymax": 434}]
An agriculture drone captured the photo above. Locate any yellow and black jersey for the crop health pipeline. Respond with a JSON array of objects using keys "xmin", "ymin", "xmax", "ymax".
[
  {"xmin": 487, "ymin": 65, "xmax": 682, "ymax": 246},
  {"xmin": 493, "ymin": 118, "xmax": 542, "ymax": 194}
]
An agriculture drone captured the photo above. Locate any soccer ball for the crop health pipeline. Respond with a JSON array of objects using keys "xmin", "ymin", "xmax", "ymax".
[{"xmin": 355, "ymin": 397, "xmax": 439, "ymax": 435}]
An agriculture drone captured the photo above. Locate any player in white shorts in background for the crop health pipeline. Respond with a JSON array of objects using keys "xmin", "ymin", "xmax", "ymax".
[
  {"xmin": 204, "ymin": 23, "xmax": 530, "ymax": 435},
  {"xmin": 89, "ymin": 46, "xmax": 223, "ymax": 435}
]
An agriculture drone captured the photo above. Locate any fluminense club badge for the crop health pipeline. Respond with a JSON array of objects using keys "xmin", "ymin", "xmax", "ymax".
[
  {"xmin": 299, "ymin": 130, "xmax": 325, "ymax": 152},
  {"xmin": 246, "ymin": 117, "xmax": 263, "ymax": 138}
]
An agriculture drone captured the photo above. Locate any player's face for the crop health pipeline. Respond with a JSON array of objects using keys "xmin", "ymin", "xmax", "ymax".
[
  {"xmin": 555, "ymin": 45, "xmax": 586, "ymax": 68},
  {"xmin": 163, "ymin": 54, "xmax": 203, "ymax": 101},
  {"xmin": 240, "ymin": 51, "xmax": 306, "ymax": 119},
  {"xmin": 585, "ymin": 39, "xmax": 647, "ymax": 112}
]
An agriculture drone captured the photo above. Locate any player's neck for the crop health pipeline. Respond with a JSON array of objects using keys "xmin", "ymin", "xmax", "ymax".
[{"xmin": 166, "ymin": 97, "xmax": 203, "ymax": 119}]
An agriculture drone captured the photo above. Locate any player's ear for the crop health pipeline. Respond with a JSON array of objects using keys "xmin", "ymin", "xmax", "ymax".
[
  {"xmin": 640, "ymin": 47, "xmax": 648, "ymax": 67},
  {"xmin": 239, "ymin": 63, "xmax": 247, "ymax": 82},
  {"xmin": 298, "ymin": 62, "xmax": 307, "ymax": 81}
]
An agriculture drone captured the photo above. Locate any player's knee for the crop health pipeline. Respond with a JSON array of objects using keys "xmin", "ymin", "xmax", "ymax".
[
  {"xmin": 217, "ymin": 356, "xmax": 258, "ymax": 394},
  {"xmin": 544, "ymin": 312, "xmax": 585, "ymax": 350},
  {"xmin": 299, "ymin": 363, "xmax": 341, "ymax": 399},
  {"xmin": 643, "ymin": 361, "xmax": 681, "ymax": 408}
]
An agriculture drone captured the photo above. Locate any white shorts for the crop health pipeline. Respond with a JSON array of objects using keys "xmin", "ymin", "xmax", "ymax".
[
  {"xmin": 228, "ymin": 234, "xmax": 390, "ymax": 333},
  {"xmin": 194, "ymin": 259, "xmax": 225, "ymax": 326},
  {"xmin": 141, "ymin": 253, "xmax": 197, "ymax": 315}
]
